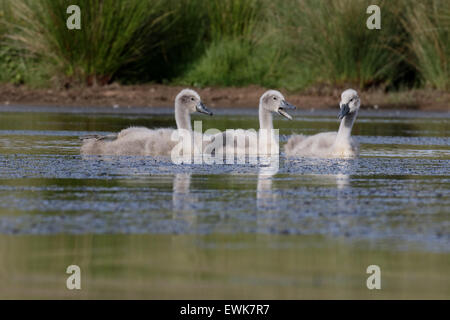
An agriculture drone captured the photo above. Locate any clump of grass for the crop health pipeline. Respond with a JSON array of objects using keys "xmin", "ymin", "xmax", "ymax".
[
  {"xmin": 179, "ymin": 0, "xmax": 286, "ymax": 87},
  {"xmin": 117, "ymin": 0, "xmax": 209, "ymax": 83},
  {"xmin": 278, "ymin": 0, "xmax": 408, "ymax": 89},
  {"xmin": 0, "ymin": 47, "xmax": 27, "ymax": 84},
  {"xmin": 0, "ymin": 0, "xmax": 448, "ymax": 92},
  {"xmin": 206, "ymin": 0, "xmax": 261, "ymax": 41},
  {"xmin": 6, "ymin": 0, "xmax": 169, "ymax": 86},
  {"xmin": 180, "ymin": 38, "xmax": 286, "ymax": 87},
  {"xmin": 0, "ymin": 0, "xmax": 27, "ymax": 84},
  {"xmin": 406, "ymin": 0, "xmax": 449, "ymax": 90},
  {"xmin": 0, "ymin": 0, "xmax": 6, "ymax": 36}
]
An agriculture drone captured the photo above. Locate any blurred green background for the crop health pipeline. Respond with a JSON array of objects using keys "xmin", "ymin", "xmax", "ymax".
[{"xmin": 0, "ymin": 0, "xmax": 448, "ymax": 91}]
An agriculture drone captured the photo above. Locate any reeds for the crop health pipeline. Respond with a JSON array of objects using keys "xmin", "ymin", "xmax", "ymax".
[
  {"xmin": 406, "ymin": 0, "xmax": 449, "ymax": 90},
  {"xmin": 4, "ymin": 0, "xmax": 170, "ymax": 85},
  {"xmin": 0, "ymin": 0, "xmax": 448, "ymax": 90}
]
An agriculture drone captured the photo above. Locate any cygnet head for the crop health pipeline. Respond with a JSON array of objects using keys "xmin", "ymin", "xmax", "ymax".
[
  {"xmin": 260, "ymin": 90, "xmax": 296, "ymax": 120},
  {"xmin": 175, "ymin": 89, "xmax": 213, "ymax": 116},
  {"xmin": 338, "ymin": 89, "xmax": 360, "ymax": 119}
]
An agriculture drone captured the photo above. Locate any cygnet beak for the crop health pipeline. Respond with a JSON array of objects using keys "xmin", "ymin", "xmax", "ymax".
[
  {"xmin": 278, "ymin": 100, "xmax": 296, "ymax": 120},
  {"xmin": 196, "ymin": 101, "xmax": 213, "ymax": 116},
  {"xmin": 338, "ymin": 103, "xmax": 350, "ymax": 120}
]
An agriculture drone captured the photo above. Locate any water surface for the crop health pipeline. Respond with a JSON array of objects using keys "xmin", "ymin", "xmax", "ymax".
[{"xmin": 0, "ymin": 106, "xmax": 449, "ymax": 299}]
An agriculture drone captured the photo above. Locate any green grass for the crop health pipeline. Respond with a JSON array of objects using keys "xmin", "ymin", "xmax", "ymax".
[
  {"xmin": 0, "ymin": 0, "xmax": 28, "ymax": 84},
  {"xmin": 406, "ymin": 0, "xmax": 450, "ymax": 90},
  {"xmin": 206, "ymin": 0, "xmax": 261, "ymax": 41},
  {"xmin": 179, "ymin": 38, "xmax": 286, "ymax": 87},
  {"xmin": 116, "ymin": 0, "xmax": 209, "ymax": 83},
  {"xmin": 0, "ymin": 0, "xmax": 448, "ymax": 91},
  {"xmin": 178, "ymin": 0, "xmax": 291, "ymax": 88},
  {"xmin": 277, "ymin": 0, "xmax": 411, "ymax": 89},
  {"xmin": 4, "ymin": 0, "xmax": 171, "ymax": 85}
]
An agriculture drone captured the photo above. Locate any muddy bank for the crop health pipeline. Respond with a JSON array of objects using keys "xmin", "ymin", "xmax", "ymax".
[{"xmin": 0, "ymin": 83, "xmax": 448, "ymax": 111}]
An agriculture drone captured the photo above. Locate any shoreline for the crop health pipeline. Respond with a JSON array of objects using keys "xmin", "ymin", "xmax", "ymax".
[{"xmin": 0, "ymin": 83, "xmax": 449, "ymax": 111}]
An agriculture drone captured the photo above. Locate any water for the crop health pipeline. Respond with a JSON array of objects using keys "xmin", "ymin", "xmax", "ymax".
[{"xmin": 0, "ymin": 106, "xmax": 449, "ymax": 299}]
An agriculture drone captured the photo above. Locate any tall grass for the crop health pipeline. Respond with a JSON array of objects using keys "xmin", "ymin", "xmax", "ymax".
[
  {"xmin": 6, "ymin": 0, "xmax": 170, "ymax": 85},
  {"xmin": 180, "ymin": 38, "xmax": 287, "ymax": 87},
  {"xmin": 0, "ymin": 0, "xmax": 448, "ymax": 91},
  {"xmin": 278, "ymin": 0, "xmax": 409, "ymax": 89},
  {"xmin": 0, "ymin": 0, "xmax": 6, "ymax": 36},
  {"xmin": 206, "ymin": 0, "xmax": 261, "ymax": 41},
  {"xmin": 406, "ymin": 0, "xmax": 450, "ymax": 90},
  {"xmin": 0, "ymin": 0, "xmax": 29, "ymax": 84},
  {"xmin": 117, "ymin": 0, "xmax": 208, "ymax": 83},
  {"xmin": 179, "ymin": 0, "xmax": 286, "ymax": 87}
]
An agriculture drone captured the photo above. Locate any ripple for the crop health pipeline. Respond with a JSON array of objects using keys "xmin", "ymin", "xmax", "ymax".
[{"xmin": 0, "ymin": 110, "xmax": 449, "ymax": 253}]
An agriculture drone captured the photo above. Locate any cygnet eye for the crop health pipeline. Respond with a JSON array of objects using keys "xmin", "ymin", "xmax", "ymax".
[
  {"xmin": 191, "ymin": 97, "xmax": 195, "ymax": 101},
  {"xmin": 273, "ymin": 96, "xmax": 277, "ymax": 100}
]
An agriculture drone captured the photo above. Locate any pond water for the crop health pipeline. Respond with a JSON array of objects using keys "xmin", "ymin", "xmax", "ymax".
[{"xmin": 0, "ymin": 106, "xmax": 449, "ymax": 299}]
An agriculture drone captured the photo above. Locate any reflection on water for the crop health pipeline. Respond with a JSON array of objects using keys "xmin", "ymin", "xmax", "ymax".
[
  {"xmin": 257, "ymin": 159, "xmax": 279, "ymax": 233},
  {"xmin": 257, "ymin": 158, "xmax": 279, "ymax": 210},
  {"xmin": 0, "ymin": 107, "xmax": 449, "ymax": 299},
  {"xmin": 172, "ymin": 173, "xmax": 198, "ymax": 227},
  {"xmin": 173, "ymin": 173, "xmax": 192, "ymax": 211}
]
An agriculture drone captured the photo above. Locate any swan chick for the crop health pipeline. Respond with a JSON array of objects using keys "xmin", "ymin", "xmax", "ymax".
[
  {"xmin": 80, "ymin": 89, "xmax": 212, "ymax": 156},
  {"xmin": 284, "ymin": 89, "xmax": 360, "ymax": 158},
  {"xmin": 260, "ymin": 90, "xmax": 296, "ymax": 123},
  {"xmin": 213, "ymin": 90, "xmax": 295, "ymax": 156}
]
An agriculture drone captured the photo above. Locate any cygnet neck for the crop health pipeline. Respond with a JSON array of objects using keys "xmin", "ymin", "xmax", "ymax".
[
  {"xmin": 336, "ymin": 111, "xmax": 357, "ymax": 142},
  {"xmin": 259, "ymin": 103, "xmax": 279, "ymax": 154},
  {"xmin": 259, "ymin": 105, "xmax": 274, "ymax": 130},
  {"xmin": 175, "ymin": 101, "xmax": 192, "ymax": 131}
]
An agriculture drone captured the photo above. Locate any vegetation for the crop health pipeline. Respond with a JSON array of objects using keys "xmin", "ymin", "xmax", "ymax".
[
  {"xmin": 0, "ymin": 0, "xmax": 448, "ymax": 91},
  {"xmin": 405, "ymin": 0, "xmax": 449, "ymax": 90}
]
